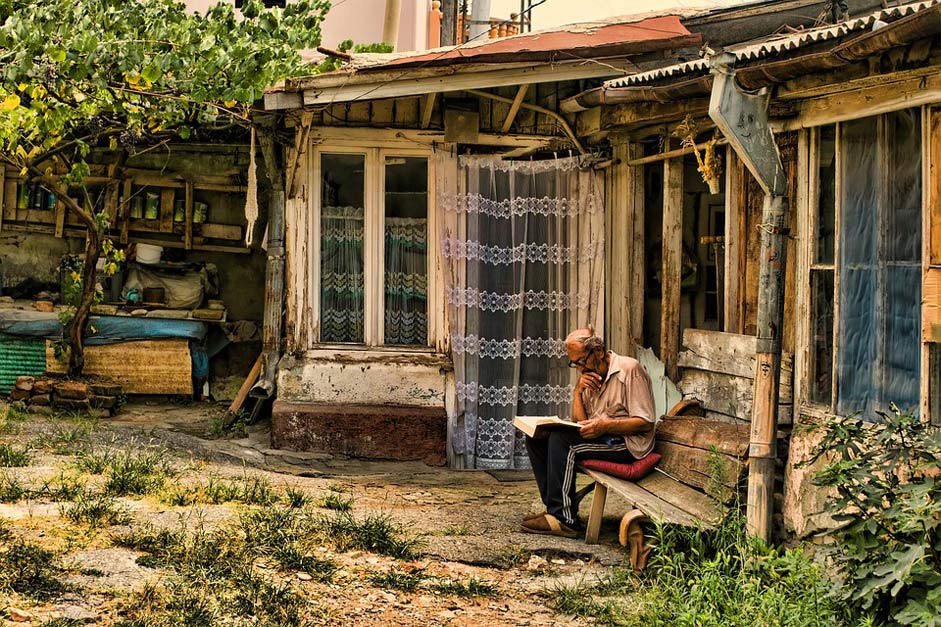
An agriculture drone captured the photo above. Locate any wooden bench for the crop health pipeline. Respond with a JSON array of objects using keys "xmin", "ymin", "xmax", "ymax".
[{"xmin": 582, "ymin": 415, "xmax": 750, "ymax": 544}]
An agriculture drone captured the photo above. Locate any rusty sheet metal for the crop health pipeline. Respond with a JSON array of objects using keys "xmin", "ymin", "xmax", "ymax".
[
  {"xmin": 359, "ymin": 15, "xmax": 699, "ymax": 70},
  {"xmin": 605, "ymin": 0, "xmax": 941, "ymax": 89}
]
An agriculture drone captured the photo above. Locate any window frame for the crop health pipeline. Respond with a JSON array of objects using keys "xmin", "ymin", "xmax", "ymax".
[
  {"xmin": 799, "ymin": 111, "xmax": 927, "ymax": 417},
  {"xmin": 309, "ymin": 139, "xmax": 438, "ymax": 351}
]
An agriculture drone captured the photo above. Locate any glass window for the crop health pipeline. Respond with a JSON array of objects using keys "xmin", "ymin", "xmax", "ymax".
[
  {"xmin": 809, "ymin": 125, "xmax": 836, "ymax": 405},
  {"xmin": 383, "ymin": 157, "xmax": 428, "ymax": 345},
  {"xmin": 320, "ymin": 153, "xmax": 365, "ymax": 343}
]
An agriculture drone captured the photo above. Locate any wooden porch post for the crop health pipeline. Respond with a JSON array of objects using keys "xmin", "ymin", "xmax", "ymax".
[{"xmin": 661, "ymin": 157, "xmax": 683, "ymax": 382}]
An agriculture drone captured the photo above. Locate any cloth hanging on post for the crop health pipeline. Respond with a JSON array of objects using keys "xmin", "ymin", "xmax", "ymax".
[
  {"xmin": 439, "ymin": 155, "xmax": 604, "ymax": 469},
  {"xmin": 244, "ymin": 127, "xmax": 259, "ymax": 247}
]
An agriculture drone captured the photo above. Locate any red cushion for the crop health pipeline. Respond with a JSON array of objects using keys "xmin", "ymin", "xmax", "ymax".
[{"xmin": 579, "ymin": 453, "xmax": 662, "ymax": 481}]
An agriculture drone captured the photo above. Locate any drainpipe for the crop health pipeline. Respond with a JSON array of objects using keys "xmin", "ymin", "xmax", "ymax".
[
  {"xmin": 383, "ymin": 0, "xmax": 402, "ymax": 49},
  {"xmin": 251, "ymin": 127, "xmax": 286, "ymax": 405},
  {"xmin": 708, "ymin": 52, "xmax": 789, "ymax": 543},
  {"xmin": 469, "ymin": 0, "xmax": 492, "ymax": 39}
]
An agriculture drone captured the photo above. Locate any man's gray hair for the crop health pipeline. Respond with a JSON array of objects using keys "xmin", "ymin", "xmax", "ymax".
[{"xmin": 565, "ymin": 326, "xmax": 605, "ymax": 352}]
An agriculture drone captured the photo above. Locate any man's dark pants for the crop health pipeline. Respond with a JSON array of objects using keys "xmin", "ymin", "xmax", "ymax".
[{"xmin": 525, "ymin": 430, "xmax": 635, "ymax": 528}]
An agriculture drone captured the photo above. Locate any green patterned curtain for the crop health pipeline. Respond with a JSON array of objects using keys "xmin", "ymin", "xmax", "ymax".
[
  {"xmin": 384, "ymin": 217, "xmax": 427, "ymax": 345},
  {"xmin": 320, "ymin": 206, "xmax": 364, "ymax": 343}
]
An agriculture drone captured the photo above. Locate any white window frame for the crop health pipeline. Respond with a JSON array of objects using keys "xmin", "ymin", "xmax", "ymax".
[
  {"xmin": 308, "ymin": 133, "xmax": 439, "ymax": 351},
  {"xmin": 796, "ymin": 111, "xmax": 928, "ymax": 418}
]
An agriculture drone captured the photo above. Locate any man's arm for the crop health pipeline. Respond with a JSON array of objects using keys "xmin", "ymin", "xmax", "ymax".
[{"xmin": 579, "ymin": 415, "xmax": 652, "ymax": 439}]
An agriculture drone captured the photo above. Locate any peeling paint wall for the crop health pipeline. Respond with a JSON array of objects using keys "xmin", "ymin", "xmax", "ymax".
[
  {"xmin": 0, "ymin": 232, "xmax": 79, "ymax": 293},
  {"xmin": 277, "ymin": 350, "xmax": 449, "ymax": 408}
]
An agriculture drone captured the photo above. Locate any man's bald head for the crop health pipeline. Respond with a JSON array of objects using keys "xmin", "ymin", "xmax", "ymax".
[{"xmin": 565, "ymin": 326, "xmax": 605, "ymax": 354}]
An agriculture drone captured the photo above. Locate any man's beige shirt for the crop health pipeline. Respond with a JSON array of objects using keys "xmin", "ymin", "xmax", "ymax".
[{"xmin": 579, "ymin": 351, "xmax": 658, "ymax": 458}]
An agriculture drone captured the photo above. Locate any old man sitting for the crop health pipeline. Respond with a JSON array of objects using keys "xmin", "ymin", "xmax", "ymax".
[{"xmin": 522, "ymin": 327, "xmax": 658, "ymax": 537}]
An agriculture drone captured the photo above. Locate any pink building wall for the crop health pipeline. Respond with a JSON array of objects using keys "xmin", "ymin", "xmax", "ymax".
[{"xmin": 183, "ymin": 0, "xmax": 431, "ymax": 51}]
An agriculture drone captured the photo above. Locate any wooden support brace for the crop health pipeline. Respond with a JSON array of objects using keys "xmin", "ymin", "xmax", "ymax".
[
  {"xmin": 420, "ymin": 92, "xmax": 437, "ymax": 129},
  {"xmin": 584, "ymin": 482, "xmax": 608, "ymax": 545},
  {"xmin": 54, "ymin": 184, "xmax": 67, "ymax": 238},
  {"xmin": 501, "ymin": 84, "xmax": 529, "ymax": 133},
  {"xmin": 120, "ymin": 179, "xmax": 132, "ymax": 245}
]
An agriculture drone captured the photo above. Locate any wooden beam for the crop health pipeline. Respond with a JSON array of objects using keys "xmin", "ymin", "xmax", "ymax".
[
  {"xmin": 724, "ymin": 149, "xmax": 744, "ymax": 334},
  {"xmin": 296, "ymin": 60, "xmax": 634, "ymax": 107},
  {"xmin": 930, "ymin": 107, "xmax": 941, "ymax": 266},
  {"xmin": 501, "ymin": 84, "xmax": 529, "ymax": 133},
  {"xmin": 0, "ymin": 167, "xmax": 5, "ymax": 232},
  {"xmin": 603, "ymin": 98, "xmax": 710, "ymax": 132},
  {"xmin": 120, "ymin": 178, "xmax": 132, "ymax": 245},
  {"xmin": 790, "ymin": 72, "xmax": 941, "ymax": 130},
  {"xmin": 661, "ymin": 157, "xmax": 683, "ymax": 382},
  {"xmin": 629, "ymin": 138, "xmax": 728, "ymax": 167},
  {"xmin": 54, "ymin": 184, "xmax": 67, "ymax": 238},
  {"xmin": 420, "ymin": 92, "xmax": 437, "ymax": 129},
  {"xmin": 3, "ymin": 177, "xmax": 17, "ymax": 224},
  {"xmin": 184, "ymin": 181, "xmax": 194, "ymax": 250}
]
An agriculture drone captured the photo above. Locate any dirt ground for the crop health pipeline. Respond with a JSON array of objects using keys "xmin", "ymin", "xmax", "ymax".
[{"xmin": 0, "ymin": 400, "xmax": 636, "ymax": 626}]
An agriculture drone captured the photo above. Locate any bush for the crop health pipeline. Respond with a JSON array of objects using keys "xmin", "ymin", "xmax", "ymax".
[{"xmin": 806, "ymin": 406, "xmax": 941, "ymax": 626}]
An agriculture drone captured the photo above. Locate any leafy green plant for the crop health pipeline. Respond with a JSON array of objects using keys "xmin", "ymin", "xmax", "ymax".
[
  {"xmin": 318, "ymin": 511, "xmax": 420, "ymax": 559},
  {"xmin": 0, "ymin": 471, "xmax": 26, "ymax": 503},
  {"xmin": 805, "ymin": 406, "xmax": 941, "ymax": 626},
  {"xmin": 284, "ymin": 486, "xmax": 310, "ymax": 509},
  {"xmin": 104, "ymin": 449, "xmax": 174, "ymax": 496}
]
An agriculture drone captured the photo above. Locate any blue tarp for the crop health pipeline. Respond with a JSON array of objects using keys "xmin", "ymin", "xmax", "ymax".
[{"xmin": 0, "ymin": 310, "xmax": 207, "ymax": 344}]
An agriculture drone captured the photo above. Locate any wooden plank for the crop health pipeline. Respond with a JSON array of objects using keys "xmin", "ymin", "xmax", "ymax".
[
  {"xmin": 629, "ymin": 143, "xmax": 645, "ymax": 347},
  {"xmin": 46, "ymin": 339, "xmax": 192, "ymax": 395},
  {"xmin": 931, "ymin": 107, "xmax": 941, "ymax": 266},
  {"xmin": 602, "ymin": 98, "xmax": 710, "ymax": 132},
  {"xmin": 658, "ymin": 416, "xmax": 750, "ymax": 458},
  {"xmin": 0, "ymin": 166, "xmax": 5, "ymax": 231},
  {"xmin": 501, "ymin": 84, "xmax": 529, "ymax": 133},
  {"xmin": 159, "ymin": 188, "xmax": 175, "ymax": 233},
  {"xmin": 420, "ymin": 92, "xmax": 437, "ymax": 129},
  {"xmin": 53, "ymin": 185, "xmax": 66, "ymax": 238},
  {"xmin": 724, "ymin": 150, "xmax": 743, "ymax": 333},
  {"xmin": 661, "ymin": 157, "xmax": 683, "ymax": 381},
  {"xmin": 129, "ymin": 173, "xmax": 185, "ymax": 189},
  {"xmin": 636, "ymin": 471, "xmax": 723, "ymax": 525},
  {"xmin": 120, "ymin": 179, "xmax": 132, "ymax": 245},
  {"xmin": 3, "ymin": 180, "xmax": 17, "ymax": 223},
  {"xmin": 184, "ymin": 181, "xmax": 194, "ymax": 250},
  {"xmin": 679, "ymin": 367, "xmax": 792, "ymax": 421},
  {"xmin": 584, "ymin": 482, "xmax": 608, "ymax": 544},
  {"xmin": 583, "ymin": 469, "xmax": 704, "ymax": 527},
  {"xmin": 199, "ymin": 223, "xmax": 242, "ymax": 240},
  {"xmin": 679, "ymin": 328, "xmax": 794, "ymax": 376},
  {"xmin": 394, "ymin": 96, "xmax": 419, "ymax": 127},
  {"xmin": 654, "ymin": 440, "xmax": 745, "ymax": 492},
  {"xmin": 371, "ymin": 99, "xmax": 394, "ymax": 127}
]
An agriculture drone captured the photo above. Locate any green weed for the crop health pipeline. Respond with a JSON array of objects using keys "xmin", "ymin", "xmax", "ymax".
[
  {"xmin": 319, "ymin": 511, "xmax": 420, "ymax": 558},
  {"xmin": 104, "ymin": 449, "xmax": 174, "ymax": 496},
  {"xmin": 0, "ymin": 538, "xmax": 66, "ymax": 600},
  {"xmin": 75, "ymin": 449, "xmax": 117, "ymax": 474},
  {"xmin": 284, "ymin": 486, "xmax": 310, "ymax": 508},
  {"xmin": 439, "ymin": 525, "xmax": 470, "ymax": 536},
  {"xmin": 315, "ymin": 492, "xmax": 353, "ymax": 512},
  {"xmin": 61, "ymin": 490, "xmax": 130, "ymax": 528},
  {"xmin": 33, "ymin": 424, "xmax": 91, "ymax": 455},
  {"xmin": 369, "ymin": 567, "xmax": 429, "ymax": 592},
  {"xmin": 0, "ymin": 443, "xmax": 30, "ymax": 467},
  {"xmin": 0, "ymin": 471, "xmax": 26, "ymax": 503},
  {"xmin": 161, "ymin": 473, "xmax": 278, "ymax": 507}
]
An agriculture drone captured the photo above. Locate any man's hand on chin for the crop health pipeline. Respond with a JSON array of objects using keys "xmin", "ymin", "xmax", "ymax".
[{"xmin": 579, "ymin": 418, "xmax": 608, "ymax": 439}]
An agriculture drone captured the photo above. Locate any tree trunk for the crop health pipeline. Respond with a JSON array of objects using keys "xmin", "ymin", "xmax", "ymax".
[{"xmin": 68, "ymin": 222, "xmax": 101, "ymax": 375}]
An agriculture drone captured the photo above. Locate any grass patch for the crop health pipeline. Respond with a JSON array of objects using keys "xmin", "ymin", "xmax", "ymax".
[
  {"xmin": 38, "ymin": 619, "xmax": 88, "ymax": 627},
  {"xmin": 315, "ymin": 492, "xmax": 353, "ymax": 512},
  {"xmin": 439, "ymin": 525, "xmax": 470, "ymax": 536},
  {"xmin": 36, "ymin": 472, "xmax": 86, "ymax": 501},
  {"xmin": 284, "ymin": 486, "xmax": 310, "ymax": 508},
  {"xmin": 0, "ymin": 403, "xmax": 28, "ymax": 434},
  {"xmin": 0, "ymin": 471, "xmax": 26, "ymax": 503},
  {"xmin": 61, "ymin": 490, "xmax": 130, "ymax": 528},
  {"xmin": 0, "ymin": 537, "xmax": 67, "ymax": 600},
  {"xmin": 370, "ymin": 567, "xmax": 428, "ymax": 592},
  {"xmin": 319, "ymin": 511, "xmax": 420, "ymax": 558},
  {"xmin": 32, "ymin": 423, "xmax": 92, "ymax": 455},
  {"xmin": 105, "ymin": 449, "xmax": 174, "ymax": 496},
  {"xmin": 370, "ymin": 566, "xmax": 498, "ymax": 598},
  {"xmin": 161, "ymin": 473, "xmax": 279, "ymax": 507},
  {"xmin": 547, "ymin": 514, "xmax": 847, "ymax": 626},
  {"xmin": 0, "ymin": 443, "xmax": 30, "ymax": 467}
]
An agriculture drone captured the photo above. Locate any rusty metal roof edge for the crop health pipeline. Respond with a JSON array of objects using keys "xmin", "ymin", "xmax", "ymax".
[{"xmin": 603, "ymin": 0, "xmax": 941, "ymax": 89}]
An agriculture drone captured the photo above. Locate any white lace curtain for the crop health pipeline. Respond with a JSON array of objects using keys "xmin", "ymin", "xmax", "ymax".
[{"xmin": 439, "ymin": 155, "xmax": 604, "ymax": 469}]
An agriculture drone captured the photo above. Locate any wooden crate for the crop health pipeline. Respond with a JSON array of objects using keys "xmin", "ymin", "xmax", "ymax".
[{"xmin": 46, "ymin": 339, "xmax": 192, "ymax": 395}]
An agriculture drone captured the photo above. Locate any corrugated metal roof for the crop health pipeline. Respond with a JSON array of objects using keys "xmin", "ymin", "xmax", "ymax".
[
  {"xmin": 605, "ymin": 0, "xmax": 941, "ymax": 88},
  {"xmin": 0, "ymin": 335, "xmax": 46, "ymax": 394}
]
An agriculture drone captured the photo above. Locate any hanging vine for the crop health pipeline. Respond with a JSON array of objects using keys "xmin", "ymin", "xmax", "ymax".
[{"xmin": 672, "ymin": 115, "xmax": 723, "ymax": 194}]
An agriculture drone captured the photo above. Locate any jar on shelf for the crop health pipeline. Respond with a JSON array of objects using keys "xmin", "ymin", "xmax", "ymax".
[
  {"xmin": 173, "ymin": 199, "xmax": 185, "ymax": 222},
  {"xmin": 144, "ymin": 192, "xmax": 160, "ymax": 220}
]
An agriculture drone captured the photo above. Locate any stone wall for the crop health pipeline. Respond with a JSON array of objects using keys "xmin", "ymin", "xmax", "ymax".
[{"xmin": 783, "ymin": 426, "xmax": 838, "ymax": 538}]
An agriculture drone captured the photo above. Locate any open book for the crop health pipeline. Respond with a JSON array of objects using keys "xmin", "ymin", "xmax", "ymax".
[{"xmin": 513, "ymin": 415, "xmax": 582, "ymax": 438}]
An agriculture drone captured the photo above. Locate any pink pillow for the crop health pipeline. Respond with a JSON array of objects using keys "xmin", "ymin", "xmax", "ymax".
[{"xmin": 580, "ymin": 453, "xmax": 662, "ymax": 481}]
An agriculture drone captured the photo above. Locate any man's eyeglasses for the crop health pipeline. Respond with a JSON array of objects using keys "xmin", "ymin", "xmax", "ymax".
[{"xmin": 568, "ymin": 357, "xmax": 589, "ymax": 369}]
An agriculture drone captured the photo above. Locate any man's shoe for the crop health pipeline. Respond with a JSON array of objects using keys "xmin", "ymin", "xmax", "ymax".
[{"xmin": 521, "ymin": 513, "xmax": 579, "ymax": 538}]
